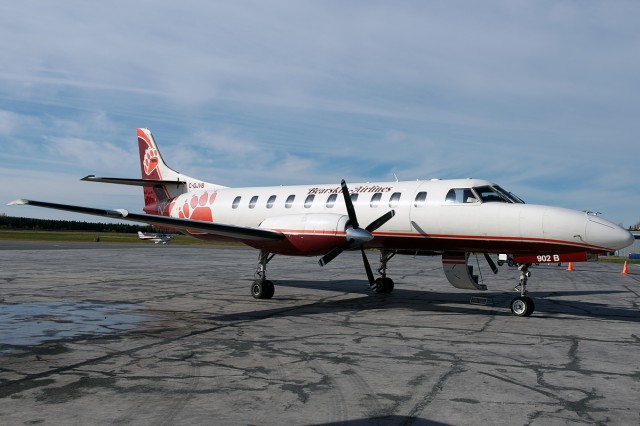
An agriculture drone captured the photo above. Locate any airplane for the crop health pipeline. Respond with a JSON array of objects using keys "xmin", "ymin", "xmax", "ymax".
[
  {"xmin": 9, "ymin": 128, "xmax": 634, "ymax": 317},
  {"xmin": 137, "ymin": 231, "xmax": 172, "ymax": 244}
]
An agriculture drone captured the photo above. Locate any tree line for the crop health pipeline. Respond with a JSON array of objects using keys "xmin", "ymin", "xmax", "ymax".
[{"xmin": 0, "ymin": 214, "xmax": 153, "ymax": 233}]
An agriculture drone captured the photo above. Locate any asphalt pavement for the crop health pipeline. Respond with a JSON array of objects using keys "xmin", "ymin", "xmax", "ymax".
[{"xmin": 1, "ymin": 241, "xmax": 639, "ymax": 425}]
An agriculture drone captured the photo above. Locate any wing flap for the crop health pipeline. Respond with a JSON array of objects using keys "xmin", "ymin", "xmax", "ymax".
[{"xmin": 8, "ymin": 199, "xmax": 285, "ymax": 242}]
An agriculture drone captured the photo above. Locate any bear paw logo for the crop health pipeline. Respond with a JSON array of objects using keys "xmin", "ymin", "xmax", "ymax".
[
  {"xmin": 176, "ymin": 193, "xmax": 215, "ymax": 222},
  {"xmin": 143, "ymin": 147, "xmax": 159, "ymax": 175}
]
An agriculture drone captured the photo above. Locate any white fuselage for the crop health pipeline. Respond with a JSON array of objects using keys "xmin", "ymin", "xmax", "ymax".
[{"xmin": 164, "ymin": 178, "xmax": 632, "ymax": 256}]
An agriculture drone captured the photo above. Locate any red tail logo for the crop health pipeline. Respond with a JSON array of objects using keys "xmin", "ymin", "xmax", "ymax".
[
  {"xmin": 137, "ymin": 128, "xmax": 162, "ymax": 180},
  {"xmin": 143, "ymin": 147, "xmax": 159, "ymax": 176}
]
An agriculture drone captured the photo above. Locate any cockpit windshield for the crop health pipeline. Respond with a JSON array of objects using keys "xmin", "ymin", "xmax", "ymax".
[{"xmin": 472, "ymin": 185, "xmax": 525, "ymax": 204}]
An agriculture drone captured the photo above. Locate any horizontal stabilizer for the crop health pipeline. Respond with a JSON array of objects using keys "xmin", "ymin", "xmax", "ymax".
[
  {"xmin": 81, "ymin": 175, "xmax": 187, "ymax": 187},
  {"xmin": 9, "ymin": 199, "xmax": 285, "ymax": 242}
]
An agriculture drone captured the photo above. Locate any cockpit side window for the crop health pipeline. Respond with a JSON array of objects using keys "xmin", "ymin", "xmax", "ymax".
[{"xmin": 445, "ymin": 188, "xmax": 477, "ymax": 203}]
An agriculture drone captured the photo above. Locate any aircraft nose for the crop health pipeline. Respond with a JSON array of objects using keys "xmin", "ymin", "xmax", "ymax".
[
  {"xmin": 585, "ymin": 216, "xmax": 634, "ymax": 251},
  {"xmin": 619, "ymin": 227, "xmax": 635, "ymax": 249}
]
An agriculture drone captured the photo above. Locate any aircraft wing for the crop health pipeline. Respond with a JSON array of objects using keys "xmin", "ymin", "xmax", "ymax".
[{"xmin": 9, "ymin": 199, "xmax": 285, "ymax": 242}]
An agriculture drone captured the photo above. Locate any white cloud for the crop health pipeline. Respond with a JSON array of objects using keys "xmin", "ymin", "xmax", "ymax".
[{"xmin": 44, "ymin": 137, "xmax": 135, "ymax": 171}]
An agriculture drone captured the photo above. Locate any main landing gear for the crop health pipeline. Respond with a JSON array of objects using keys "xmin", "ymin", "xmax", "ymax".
[
  {"xmin": 373, "ymin": 250, "xmax": 395, "ymax": 294},
  {"xmin": 250, "ymin": 249, "xmax": 397, "ymax": 299},
  {"xmin": 251, "ymin": 250, "xmax": 275, "ymax": 299},
  {"xmin": 510, "ymin": 263, "xmax": 535, "ymax": 317}
]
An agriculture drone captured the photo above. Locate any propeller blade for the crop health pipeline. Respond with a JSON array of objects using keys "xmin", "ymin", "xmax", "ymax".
[
  {"xmin": 340, "ymin": 179, "xmax": 359, "ymax": 229},
  {"xmin": 361, "ymin": 248, "xmax": 376, "ymax": 285},
  {"xmin": 483, "ymin": 253, "xmax": 499, "ymax": 274},
  {"xmin": 318, "ymin": 244, "xmax": 346, "ymax": 267},
  {"xmin": 365, "ymin": 209, "xmax": 396, "ymax": 232}
]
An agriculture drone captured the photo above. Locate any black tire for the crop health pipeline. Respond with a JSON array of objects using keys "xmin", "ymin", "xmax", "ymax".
[
  {"xmin": 523, "ymin": 296, "xmax": 535, "ymax": 317},
  {"xmin": 252, "ymin": 280, "xmax": 275, "ymax": 299},
  {"xmin": 375, "ymin": 277, "xmax": 394, "ymax": 294},
  {"xmin": 263, "ymin": 280, "xmax": 275, "ymax": 299},
  {"xmin": 510, "ymin": 296, "xmax": 534, "ymax": 317},
  {"xmin": 251, "ymin": 280, "xmax": 264, "ymax": 299}
]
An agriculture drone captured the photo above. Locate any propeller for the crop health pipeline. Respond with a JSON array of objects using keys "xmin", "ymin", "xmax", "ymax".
[{"xmin": 318, "ymin": 180, "xmax": 395, "ymax": 286}]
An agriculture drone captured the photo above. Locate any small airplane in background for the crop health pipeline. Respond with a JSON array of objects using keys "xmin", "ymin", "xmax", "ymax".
[
  {"xmin": 10, "ymin": 128, "xmax": 634, "ymax": 317},
  {"xmin": 137, "ymin": 231, "xmax": 172, "ymax": 244}
]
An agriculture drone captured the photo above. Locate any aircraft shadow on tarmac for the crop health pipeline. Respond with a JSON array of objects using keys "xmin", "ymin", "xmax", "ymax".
[
  {"xmin": 317, "ymin": 417, "xmax": 447, "ymax": 426},
  {"xmin": 209, "ymin": 279, "xmax": 638, "ymax": 324}
]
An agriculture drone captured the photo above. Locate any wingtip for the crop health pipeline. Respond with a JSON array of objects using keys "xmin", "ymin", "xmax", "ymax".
[{"xmin": 8, "ymin": 199, "xmax": 29, "ymax": 206}]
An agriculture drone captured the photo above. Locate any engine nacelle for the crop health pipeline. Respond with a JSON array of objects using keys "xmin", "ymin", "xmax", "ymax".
[{"xmin": 255, "ymin": 213, "xmax": 350, "ymax": 256}]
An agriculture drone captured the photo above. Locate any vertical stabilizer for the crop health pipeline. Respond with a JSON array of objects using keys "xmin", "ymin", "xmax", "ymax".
[
  {"xmin": 136, "ymin": 128, "xmax": 225, "ymax": 214},
  {"xmin": 137, "ymin": 128, "xmax": 180, "ymax": 181}
]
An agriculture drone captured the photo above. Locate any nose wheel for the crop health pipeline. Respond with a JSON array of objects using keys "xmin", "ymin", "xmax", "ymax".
[{"xmin": 510, "ymin": 295, "xmax": 535, "ymax": 317}]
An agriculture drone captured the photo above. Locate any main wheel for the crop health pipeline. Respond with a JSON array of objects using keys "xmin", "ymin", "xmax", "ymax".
[
  {"xmin": 251, "ymin": 280, "xmax": 275, "ymax": 299},
  {"xmin": 374, "ymin": 277, "xmax": 394, "ymax": 294},
  {"xmin": 510, "ymin": 296, "xmax": 534, "ymax": 317}
]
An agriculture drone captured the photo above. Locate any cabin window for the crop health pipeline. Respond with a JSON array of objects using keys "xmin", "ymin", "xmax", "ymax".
[
  {"xmin": 414, "ymin": 191, "xmax": 427, "ymax": 207},
  {"xmin": 445, "ymin": 188, "xmax": 477, "ymax": 204},
  {"xmin": 389, "ymin": 192, "xmax": 401, "ymax": 208},
  {"xmin": 304, "ymin": 194, "xmax": 315, "ymax": 208},
  {"xmin": 350, "ymin": 193, "xmax": 359, "ymax": 203},
  {"xmin": 232, "ymin": 196, "xmax": 241, "ymax": 209},
  {"xmin": 266, "ymin": 195, "xmax": 276, "ymax": 209},
  {"xmin": 326, "ymin": 193, "xmax": 337, "ymax": 208},
  {"xmin": 285, "ymin": 194, "xmax": 295, "ymax": 208},
  {"xmin": 370, "ymin": 193, "xmax": 382, "ymax": 208},
  {"xmin": 249, "ymin": 195, "xmax": 259, "ymax": 209}
]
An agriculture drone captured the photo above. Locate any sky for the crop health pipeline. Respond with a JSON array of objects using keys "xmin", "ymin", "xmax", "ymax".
[{"xmin": 0, "ymin": 1, "xmax": 638, "ymax": 227}]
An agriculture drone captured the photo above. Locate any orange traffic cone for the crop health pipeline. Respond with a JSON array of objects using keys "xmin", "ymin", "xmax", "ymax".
[
  {"xmin": 621, "ymin": 261, "xmax": 628, "ymax": 275},
  {"xmin": 566, "ymin": 262, "xmax": 574, "ymax": 271}
]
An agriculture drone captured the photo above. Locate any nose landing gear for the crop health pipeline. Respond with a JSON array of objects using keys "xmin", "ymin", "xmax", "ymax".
[{"xmin": 510, "ymin": 263, "xmax": 534, "ymax": 317}]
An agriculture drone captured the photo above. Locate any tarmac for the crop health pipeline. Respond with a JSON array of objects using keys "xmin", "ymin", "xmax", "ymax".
[{"xmin": 1, "ymin": 241, "xmax": 639, "ymax": 425}]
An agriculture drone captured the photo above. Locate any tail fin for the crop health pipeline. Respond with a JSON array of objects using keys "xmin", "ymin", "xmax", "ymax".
[
  {"xmin": 136, "ymin": 128, "xmax": 225, "ymax": 214},
  {"xmin": 138, "ymin": 128, "xmax": 180, "ymax": 181}
]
